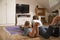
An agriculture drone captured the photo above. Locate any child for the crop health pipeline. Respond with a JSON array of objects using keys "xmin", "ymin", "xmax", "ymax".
[
  {"xmin": 23, "ymin": 21, "xmax": 39, "ymax": 37},
  {"xmin": 23, "ymin": 21, "xmax": 31, "ymax": 36}
]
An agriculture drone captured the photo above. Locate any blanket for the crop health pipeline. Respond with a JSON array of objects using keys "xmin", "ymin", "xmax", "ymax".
[{"xmin": 5, "ymin": 26, "xmax": 23, "ymax": 34}]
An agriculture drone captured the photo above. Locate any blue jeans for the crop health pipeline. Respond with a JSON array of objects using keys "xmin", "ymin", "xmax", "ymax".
[{"xmin": 39, "ymin": 25, "xmax": 54, "ymax": 39}]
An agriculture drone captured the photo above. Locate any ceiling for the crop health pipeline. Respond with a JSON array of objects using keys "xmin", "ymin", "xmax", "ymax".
[{"xmin": 36, "ymin": 0, "xmax": 60, "ymax": 12}]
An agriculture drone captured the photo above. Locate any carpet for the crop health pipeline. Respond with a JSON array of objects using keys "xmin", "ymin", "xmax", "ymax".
[{"xmin": 5, "ymin": 26, "xmax": 23, "ymax": 34}]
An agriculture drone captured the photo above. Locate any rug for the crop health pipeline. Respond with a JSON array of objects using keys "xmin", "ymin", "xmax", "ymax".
[{"xmin": 5, "ymin": 26, "xmax": 23, "ymax": 34}]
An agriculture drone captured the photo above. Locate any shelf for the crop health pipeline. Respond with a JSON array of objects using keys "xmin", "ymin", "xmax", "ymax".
[
  {"xmin": 17, "ymin": 15, "xmax": 30, "ymax": 17},
  {"xmin": 16, "ymin": 13, "xmax": 30, "ymax": 17}
]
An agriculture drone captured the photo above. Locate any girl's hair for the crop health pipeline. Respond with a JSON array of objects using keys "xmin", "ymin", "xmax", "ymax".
[{"xmin": 24, "ymin": 21, "xmax": 30, "ymax": 26}]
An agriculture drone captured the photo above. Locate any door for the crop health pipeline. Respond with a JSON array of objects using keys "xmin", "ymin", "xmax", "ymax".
[
  {"xmin": 0, "ymin": 0, "xmax": 7, "ymax": 25},
  {"xmin": 6, "ymin": 0, "xmax": 15, "ymax": 25}
]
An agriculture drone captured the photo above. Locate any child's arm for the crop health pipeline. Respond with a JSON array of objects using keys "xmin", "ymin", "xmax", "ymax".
[{"xmin": 28, "ymin": 28, "xmax": 36, "ymax": 37}]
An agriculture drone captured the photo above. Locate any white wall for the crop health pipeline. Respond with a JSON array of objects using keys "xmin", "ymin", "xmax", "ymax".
[
  {"xmin": 49, "ymin": 0, "xmax": 59, "ymax": 8},
  {"xmin": 0, "ymin": 0, "xmax": 15, "ymax": 26},
  {"xmin": 16, "ymin": 0, "xmax": 39, "ymax": 25},
  {"xmin": 0, "ymin": 0, "xmax": 7, "ymax": 25}
]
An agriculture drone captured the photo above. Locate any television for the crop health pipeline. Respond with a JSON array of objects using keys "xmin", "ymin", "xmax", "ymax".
[{"xmin": 16, "ymin": 4, "xmax": 29, "ymax": 13}]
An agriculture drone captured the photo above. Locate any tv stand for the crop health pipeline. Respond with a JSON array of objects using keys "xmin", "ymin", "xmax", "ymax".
[{"xmin": 15, "ymin": 14, "xmax": 30, "ymax": 25}]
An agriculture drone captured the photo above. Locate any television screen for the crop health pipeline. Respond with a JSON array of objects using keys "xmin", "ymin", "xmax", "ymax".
[{"xmin": 16, "ymin": 4, "xmax": 29, "ymax": 13}]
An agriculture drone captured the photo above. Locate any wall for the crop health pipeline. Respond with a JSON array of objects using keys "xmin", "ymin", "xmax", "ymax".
[
  {"xmin": 16, "ymin": 0, "xmax": 40, "ymax": 25},
  {"xmin": 59, "ymin": 8, "xmax": 60, "ymax": 16},
  {"xmin": 49, "ymin": 0, "xmax": 59, "ymax": 8},
  {"xmin": 45, "ymin": 11, "xmax": 49, "ymax": 22},
  {"xmin": 0, "ymin": 0, "xmax": 15, "ymax": 26},
  {"xmin": 0, "ymin": 0, "xmax": 7, "ymax": 25}
]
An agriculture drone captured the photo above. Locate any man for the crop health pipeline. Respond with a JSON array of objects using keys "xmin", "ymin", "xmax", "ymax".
[{"xmin": 39, "ymin": 16, "xmax": 60, "ymax": 38}]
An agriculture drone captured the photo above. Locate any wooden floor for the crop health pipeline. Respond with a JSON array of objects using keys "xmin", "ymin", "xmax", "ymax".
[{"xmin": 0, "ymin": 26, "xmax": 60, "ymax": 40}]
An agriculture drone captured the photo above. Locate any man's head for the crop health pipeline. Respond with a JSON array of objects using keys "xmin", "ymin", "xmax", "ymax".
[{"xmin": 33, "ymin": 15, "xmax": 39, "ymax": 20}]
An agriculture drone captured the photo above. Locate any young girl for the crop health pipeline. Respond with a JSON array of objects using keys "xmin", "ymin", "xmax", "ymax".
[{"xmin": 23, "ymin": 21, "xmax": 31, "ymax": 36}]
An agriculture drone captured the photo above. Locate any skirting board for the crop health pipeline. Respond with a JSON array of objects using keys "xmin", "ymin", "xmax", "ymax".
[{"xmin": 0, "ymin": 23, "xmax": 15, "ymax": 26}]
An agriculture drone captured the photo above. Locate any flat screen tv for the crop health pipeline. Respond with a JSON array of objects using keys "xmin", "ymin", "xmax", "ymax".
[{"xmin": 16, "ymin": 4, "xmax": 29, "ymax": 13}]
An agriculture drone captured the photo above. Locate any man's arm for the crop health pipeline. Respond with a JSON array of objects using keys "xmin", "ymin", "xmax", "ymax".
[{"xmin": 51, "ymin": 16, "xmax": 60, "ymax": 25}]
